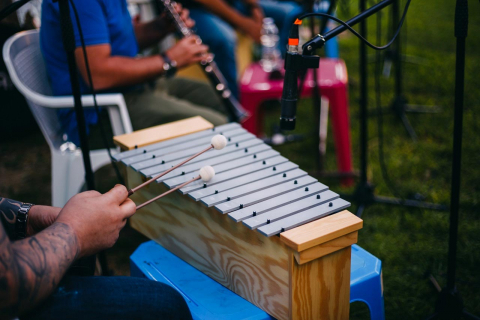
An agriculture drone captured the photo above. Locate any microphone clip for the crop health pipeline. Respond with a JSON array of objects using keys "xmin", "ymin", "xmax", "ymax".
[
  {"xmin": 280, "ymin": 52, "xmax": 320, "ymax": 131},
  {"xmin": 284, "ymin": 51, "xmax": 320, "ymax": 72}
]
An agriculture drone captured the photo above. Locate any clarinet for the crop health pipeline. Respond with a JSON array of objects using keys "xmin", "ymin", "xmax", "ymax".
[{"xmin": 158, "ymin": 0, "xmax": 250, "ymax": 123}]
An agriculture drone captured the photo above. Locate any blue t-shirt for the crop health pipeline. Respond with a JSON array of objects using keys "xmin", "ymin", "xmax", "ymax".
[{"xmin": 40, "ymin": 0, "xmax": 139, "ymax": 145}]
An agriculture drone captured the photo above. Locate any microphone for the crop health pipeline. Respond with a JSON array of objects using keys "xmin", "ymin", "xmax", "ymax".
[
  {"xmin": 280, "ymin": 19, "xmax": 320, "ymax": 131},
  {"xmin": 280, "ymin": 20, "xmax": 301, "ymax": 131}
]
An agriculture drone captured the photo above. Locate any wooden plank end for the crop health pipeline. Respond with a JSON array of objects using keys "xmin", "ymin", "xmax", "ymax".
[
  {"xmin": 293, "ymin": 231, "xmax": 358, "ymax": 264},
  {"xmin": 113, "ymin": 116, "xmax": 213, "ymax": 150},
  {"xmin": 280, "ymin": 210, "xmax": 362, "ymax": 252}
]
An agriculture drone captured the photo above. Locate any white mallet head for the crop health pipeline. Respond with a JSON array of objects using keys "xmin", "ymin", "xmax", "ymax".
[
  {"xmin": 199, "ymin": 166, "xmax": 215, "ymax": 182},
  {"xmin": 211, "ymin": 134, "xmax": 227, "ymax": 150}
]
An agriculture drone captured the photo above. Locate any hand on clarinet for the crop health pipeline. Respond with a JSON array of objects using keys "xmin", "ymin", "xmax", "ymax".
[
  {"xmin": 56, "ymin": 185, "xmax": 136, "ymax": 258},
  {"xmin": 158, "ymin": 3, "xmax": 194, "ymax": 34},
  {"xmin": 240, "ymin": 9, "xmax": 264, "ymax": 43},
  {"xmin": 166, "ymin": 36, "xmax": 213, "ymax": 69},
  {"xmin": 243, "ymin": 0, "xmax": 260, "ymax": 8},
  {"xmin": 172, "ymin": 3, "xmax": 195, "ymax": 29}
]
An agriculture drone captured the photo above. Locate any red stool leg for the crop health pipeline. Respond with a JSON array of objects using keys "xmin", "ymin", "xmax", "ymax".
[
  {"xmin": 240, "ymin": 94, "xmax": 265, "ymax": 136},
  {"xmin": 324, "ymin": 85, "xmax": 354, "ymax": 186}
]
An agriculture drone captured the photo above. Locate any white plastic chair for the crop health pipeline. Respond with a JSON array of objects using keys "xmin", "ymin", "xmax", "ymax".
[{"xmin": 3, "ymin": 30, "xmax": 133, "ymax": 207}]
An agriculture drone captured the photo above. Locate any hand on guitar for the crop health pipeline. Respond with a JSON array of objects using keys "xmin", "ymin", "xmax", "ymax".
[
  {"xmin": 166, "ymin": 36, "xmax": 213, "ymax": 69},
  {"xmin": 56, "ymin": 185, "xmax": 136, "ymax": 258}
]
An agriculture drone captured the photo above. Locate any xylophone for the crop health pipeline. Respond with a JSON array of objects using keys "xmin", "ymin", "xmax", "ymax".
[{"xmin": 114, "ymin": 121, "xmax": 363, "ymax": 320}]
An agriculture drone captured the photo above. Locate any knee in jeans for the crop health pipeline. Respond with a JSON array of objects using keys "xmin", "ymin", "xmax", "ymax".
[
  {"xmin": 213, "ymin": 30, "xmax": 237, "ymax": 55},
  {"xmin": 148, "ymin": 283, "xmax": 191, "ymax": 318}
]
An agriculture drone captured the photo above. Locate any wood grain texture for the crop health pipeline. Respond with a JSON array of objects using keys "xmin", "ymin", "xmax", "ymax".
[
  {"xmin": 293, "ymin": 231, "xmax": 358, "ymax": 265},
  {"xmin": 281, "ymin": 210, "xmax": 363, "ymax": 252},
  {"xmin": 113, "ymin": 116, "xmax": 213, "ymax": 150},
  {"xmin": 290, "ymin": 247, "xmax": 351, "ymax": 320},
  {"xmin": 127, "ymin": 167, "xmax": 291, "ymax": 320}
]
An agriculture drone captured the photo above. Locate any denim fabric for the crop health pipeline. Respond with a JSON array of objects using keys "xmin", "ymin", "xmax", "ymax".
[
  {"xmin": 189, "ymin": 0, "xmax": 304, "ymax": 99},
  {"xmin": 23, "ymin": 276, "xmax": 192, "ymax": 320}
]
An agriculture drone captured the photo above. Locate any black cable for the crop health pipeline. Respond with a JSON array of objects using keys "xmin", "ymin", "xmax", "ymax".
[
  {"xmin": 374, "ymin": 5, "xmax": 403, "ymax": 200},
  {"xmin": 297, "ymin": 0, "xmax": 334, "ymax": 111},
  {"xmin": 68, "ymin": 0, "xmax": 125, "ymax": 185},
  {"xmin": 297, "ymin": 0, "xmax": 411, "ymax": 51}
]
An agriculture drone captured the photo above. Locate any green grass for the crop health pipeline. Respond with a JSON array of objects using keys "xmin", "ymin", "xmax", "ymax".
[
  {"xmin": 1, "ymin": 0, "xmax": 479, "ymax": 318},
  {"xmin": 263, "ymin": 0, "xmax": 480, "ymax": 318}
]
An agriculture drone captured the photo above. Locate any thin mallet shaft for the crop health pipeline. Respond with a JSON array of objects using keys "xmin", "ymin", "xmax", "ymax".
[
  {"xmin": 128, "ymin": 145, "xmax": 212, "ymax": 196},
  {"xmin": 136, "ymin": 175, "xmax": 201, "ymax": 210}
]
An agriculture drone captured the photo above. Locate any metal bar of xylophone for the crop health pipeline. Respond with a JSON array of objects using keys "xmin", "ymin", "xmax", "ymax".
[{"xmin": 117, "ymin": 123, "xmax": 350, "ymax": 237}]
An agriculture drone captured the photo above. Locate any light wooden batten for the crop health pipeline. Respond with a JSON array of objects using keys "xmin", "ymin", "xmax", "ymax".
[
  {"xmin": 281, "ymin": 210, "xmax": 363, "ymax": 264},
  {"xmin": 113, "ymin": 116, "xmax": 213, "ymax": 150}
]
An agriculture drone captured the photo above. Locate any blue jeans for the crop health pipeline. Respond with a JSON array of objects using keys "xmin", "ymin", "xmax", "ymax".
[
  {"xmin": 23, "ymin": 276, "xmax": 192, "ymax": 320},
  {"xmin": 189, "ymin": 0, "xmax": 304, "ymax": 99}
]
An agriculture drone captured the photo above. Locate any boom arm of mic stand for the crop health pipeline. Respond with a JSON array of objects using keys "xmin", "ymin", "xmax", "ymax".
[
  {"xmin": 280, "ymin": 0, "xmax": 396, "ymax": 131},
  {"xmin": 302, "ymin": 0, "xmax": 395, "ymax": 55}
]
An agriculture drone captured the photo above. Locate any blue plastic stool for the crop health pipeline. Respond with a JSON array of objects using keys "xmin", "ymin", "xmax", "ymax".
[
  {"xmin": 131, "ymin": 241, "xmax": 384, "ymax": 320},
  {"xmin": 130, "ymin": 241, "xmax": 273, "ymax": 320},
  {"xmin": 350, "ymin": 244, "xmax": 385, "ymax": 320}
]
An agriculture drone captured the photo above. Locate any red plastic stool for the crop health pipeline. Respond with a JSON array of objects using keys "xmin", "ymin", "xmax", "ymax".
[{"xmin": 240, "ymin": 58, "xmax": 353, "ymax": 185}]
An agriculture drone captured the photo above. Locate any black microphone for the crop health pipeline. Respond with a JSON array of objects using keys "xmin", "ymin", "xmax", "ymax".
[
  {"xmin": 280, "ymin": 20, "xmax": 320, "ymax": 131},
  {"xmin": 280, "ymin": 50, "xmax": 299, "ymax": 131},
  {"xmin": 280, "ymin": 21, "xmax": 301, "ymax": 131}
]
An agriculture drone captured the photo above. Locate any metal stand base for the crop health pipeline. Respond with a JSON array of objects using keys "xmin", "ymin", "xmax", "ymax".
[
  {"xmin": 342, "ymin": 181, "xmax": 447, "ymax": 218},
  {"xmin": 426, "ymin": 286, "xmax": 480, "ymax": 320},
  {"xmin": 367, "ymin": 95, "xmax": 441, "ymax": 142},
  {"xmin": 388, "ymin": 95, "xmax": 441, "ymax": 142}
]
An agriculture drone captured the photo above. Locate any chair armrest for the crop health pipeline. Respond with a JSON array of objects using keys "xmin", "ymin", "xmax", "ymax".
[{"xmin": 32, "ymin": 93, "xmax": 133, "ymax": 135}]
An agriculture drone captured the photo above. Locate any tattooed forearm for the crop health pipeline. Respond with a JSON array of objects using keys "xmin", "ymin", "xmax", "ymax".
[
  {"xmin": 0, "ymin": 222, "xmax": 79, "ymax": 318},
  {"xmin": 0, "ymin": 197, "xmax": 22, "ymax": 240}
]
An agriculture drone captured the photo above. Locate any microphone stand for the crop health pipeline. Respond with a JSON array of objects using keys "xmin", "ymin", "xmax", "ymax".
[
  {"xmin": 426, "ymin": 0, "xmax": 478, "ymax": 319},
  {"xmin": 296, "ymin": 0, "xmax": 447, "ymax": 217},
  {"xmin": 0, "ymin": 0, "xmax": 97, "ymax": 276},
  {"xmin": 55, "ymin": 0, "xmax": 99, "ymax": 276},
  {"xmin": 383, "ymin": 0, "xmax": 441, "ymax": 142}
]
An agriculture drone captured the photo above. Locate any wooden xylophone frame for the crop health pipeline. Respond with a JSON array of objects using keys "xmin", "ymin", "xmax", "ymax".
[
  {"xmin": 125, "ymin": 164, "xmax": 362, "ymax": 320},
  {"xmin": 114, "ymin": 117, "xmax": 363, "ymax": 319}
]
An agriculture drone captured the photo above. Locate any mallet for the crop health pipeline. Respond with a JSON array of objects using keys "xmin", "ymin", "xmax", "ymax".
[
  {"xmin": 136, "ymin": 166, "xmax": 215, "ymax": 210},
  {"xmin": 128, "ymin": 135, "xmax": 227, "ymax": 196}
]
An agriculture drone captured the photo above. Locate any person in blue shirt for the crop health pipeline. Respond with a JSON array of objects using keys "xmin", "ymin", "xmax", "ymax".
[
  {"xmin": 177, "ymin": 0, "xmax": 304, "ymax": 99},
  {"xmin": 40, "ymin": 0, "xmax": 227, "ymax": 146}
]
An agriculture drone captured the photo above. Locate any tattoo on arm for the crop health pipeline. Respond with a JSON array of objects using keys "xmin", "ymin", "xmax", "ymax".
[
  {"xmin": 0, "ymin": 221, "xmax": 79, "ymax": 318},
  {"xmin": 0, "ymin": 197, "xmax": 22, "ymax": 240}
]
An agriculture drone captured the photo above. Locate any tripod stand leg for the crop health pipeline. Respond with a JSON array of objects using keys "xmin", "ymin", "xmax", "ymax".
[
  {"xmin": 425, "ymin": 312, "xmax": 438, "ymax": 320},
  {"xmin": 356, "ymin": 204, "xmax": 366, "ymax": 218},
  {"xmin": 429, "ymin": 274, "xmax": 442, "ymax": 292},
  {"xmin": 374, "ymin": 195, "xmax": 447, "ymax": 211},
  {"xmin": 405, "ymin": 104, "xmax": 442, "ymax": 113},
  {"xmin": 463, "ymin": 310, "xmax": 480, "ymax": 320},
  {"xmin": 398, "ymin": 107, "xmax": 418, "ymax": 142}
]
